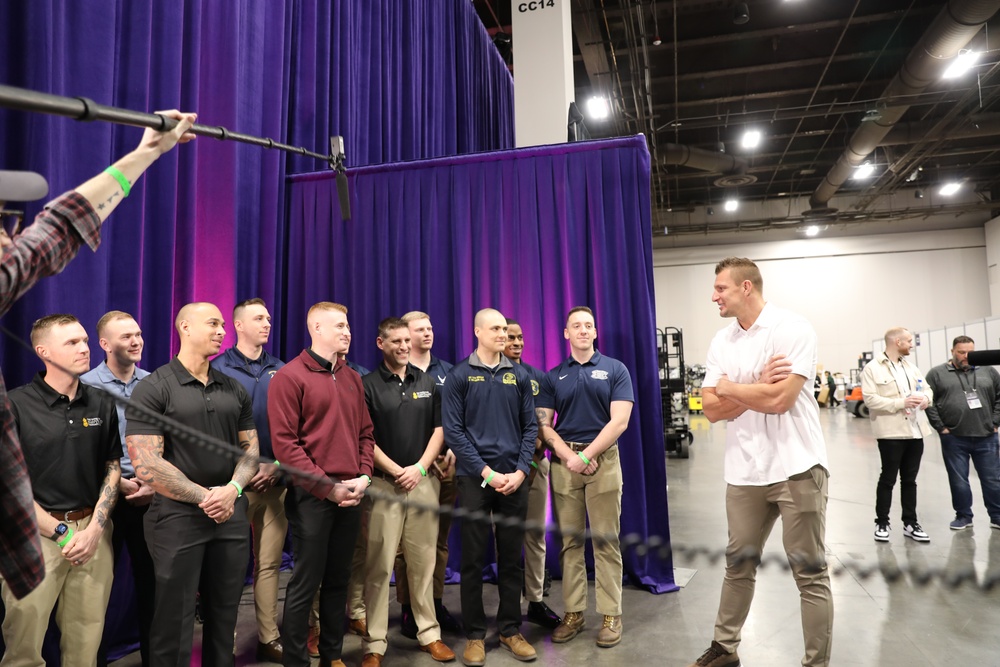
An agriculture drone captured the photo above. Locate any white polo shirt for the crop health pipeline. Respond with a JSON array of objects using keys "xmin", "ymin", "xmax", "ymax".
[{"xmin": 703, "ymin": 302, "xmax": 829, "ymax": 486}]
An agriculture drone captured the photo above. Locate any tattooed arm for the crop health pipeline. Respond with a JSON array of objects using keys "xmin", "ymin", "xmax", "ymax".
[
  {"xmin": 199, "ymin": 429, "xmax": 259, "ymax": 523},
  {"xmin": 127, "ymin": 434, "xmax": 208, "ymax": 504},
  {"xmin": 61, "ymin": 459, "xmax": 120, "ymax": 566}
]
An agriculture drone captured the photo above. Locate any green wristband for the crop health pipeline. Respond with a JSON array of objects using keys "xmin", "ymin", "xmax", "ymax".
[
  {"xmin": 577, "ymin": 452, "xmax": 591, "ymax": 466},
  {"xmin": 361, "ymin": 474, "xmax": 372, "ymax": 487},
  {"xmin": 56, "ymin": 527, "xmax": 74, "ymax": 548},
  {"xmin": 417, "ymin": 463, "xmax": 427, "ymax": 477},
  {"xmin": 227, "ymin": 480, "xmax": 243, "ymax": 497},
  {"xmin": 273, "ymin": 460, "xmax": 281, "ymax": 468},
  {"xmin": 104, "ymin": 166, "xmax": 131, "ymax": 198},
  {"xmin": 482, "ymin": 471, "xmax": 496, "ymax": 488},
  {"xmin": 529, "ymin": 461, "xmax": 539, "ymax": 469}
]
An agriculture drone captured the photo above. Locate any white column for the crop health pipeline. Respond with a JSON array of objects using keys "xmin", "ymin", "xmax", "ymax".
[{"xmin": 511, "ymin": 0, "xmax": 574, "ymax": 148}]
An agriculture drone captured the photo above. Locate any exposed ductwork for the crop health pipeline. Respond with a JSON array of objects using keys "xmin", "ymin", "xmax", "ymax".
[
  {"xmin": 880, "ymin": 112, "xmax": 1000, "ymax": 145},
  {"xmin": 661, "ymin": 143, "xmax": 758, "ymax": 187},
  {"xmin": 808, "ymin": 0, "xmax": 1000, "ymax": 212}
]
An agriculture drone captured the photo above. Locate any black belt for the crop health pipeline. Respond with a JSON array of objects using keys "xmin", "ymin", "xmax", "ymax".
[{"xmin": 47, "ymin": 507, "xmax": 93, "ymax": 521}]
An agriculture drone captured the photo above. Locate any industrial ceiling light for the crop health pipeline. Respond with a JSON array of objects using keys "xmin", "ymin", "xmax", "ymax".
[
  {"xmin": 734, "ymin": 3, "xmax": 749, "ymax": 25},
  {"xmin": 943, "ymin": 50, "xmax": 980, "ymax": 79},
  {"xmin": 651, "ymin": 0, "xmax": 662, "ymax": 45},
  {"xmin": 724, "ymin": 198, "xmax": 739, "ymax": 212},
  {"xmin": 939, "ymin": 181, "xmax": 962, "ymax": 196},
  {"xmin": 851, "ymin": 162, "xmax": 875, "ymax": 180},
  {"xmin": 804, "ymin": 225, "xmax": 819, "ymax": 237},
  {"xmin": 741, "ymin": 129, "xmax": 761, "ymax": 149},
  {"xmin": 586, "ymin": 96, "xmax": 610, "ymax": 120},
  {"xmin": 914, "ymin": 189, "xmax": 924, "ymax": 199}
]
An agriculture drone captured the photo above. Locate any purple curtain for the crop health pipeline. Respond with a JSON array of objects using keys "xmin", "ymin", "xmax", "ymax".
[
  {"xmin": 283, "ymin": 136, "xmax": 677, "ymax": 593},
  {"xmin": 0, "ymin": 0, "xmax": 514, "ymax": 661}
]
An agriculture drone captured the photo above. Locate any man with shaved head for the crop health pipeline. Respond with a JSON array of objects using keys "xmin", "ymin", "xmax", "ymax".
[
  {"xmin": 442, "ymin": 308, "xmax": 538, "ymax": 665},
  {"xmin": 125, "ymin": 302, "xmax": 259, "ymax": 667}
]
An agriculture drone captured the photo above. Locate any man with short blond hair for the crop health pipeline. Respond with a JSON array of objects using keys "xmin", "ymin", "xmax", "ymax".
[
  {"xmin": 269, "ymin": 301, "xmax": 375, "ymax": 667},
  {"xmin": 3, "ymin": 314, "xmax": 121, "ymax": 667},
  {"xmin": 537, "ymin": 307, "xmax": 633, "ymax": 649},
  {"xmin": 126, "ymin": 302, "xmax": 259, "ymax": 667},
  {"xmin": 82, "ymin": 310, "xmax": 155, "ymax": 667},
  {"xmin": 395, "ymin": 310, "xmax": 460, "ymax": 636},
  {"xmin": 211, "ymin": 298, "xmax": 287, "ymax": 663}
]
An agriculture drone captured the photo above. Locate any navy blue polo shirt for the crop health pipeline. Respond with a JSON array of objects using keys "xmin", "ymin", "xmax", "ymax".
[
  {"xmin": 211, "ymin": 346, "xmax": 284, "ymax": 459},
  {"xmin": 518, "ymin": 361, "xmax": 544, "ymax": 402},
  {"xmin": 424, "ymin": 356, "xmax": 454, "ymax": 388},
  {"xmin": 537, "ymin": 350, "xmax": 634, "ymax": 443},
  {"xmin": 441, "ymin": 352, "xmax": 537, "ymax": 477},
  {"xmin": 346, "ymin": 359, "xmax": 371, "ymax": 377}
]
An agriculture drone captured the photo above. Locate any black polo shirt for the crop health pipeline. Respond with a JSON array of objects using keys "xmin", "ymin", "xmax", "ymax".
[
  {"xmin": 9, "ymin": 373, "xmax": 122, "ymax": 511},
  {"xmin": 363, "ymin": 362, "xmax": 441, "ymax": 467},
  {"xmin": 125, "ymin": 357, "xmax": 255, "ymax": 488}
]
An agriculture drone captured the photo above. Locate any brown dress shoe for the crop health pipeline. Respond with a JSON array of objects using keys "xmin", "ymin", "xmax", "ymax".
[
  {"xmin": 420, "ymin": 640, "xmax": 457, "ymax": 662},
  {"xmin": 328, "ymin": 661, "xmax": 346, "ymax": 667},
  {"xmin": 499, "ymin": 633, "xmax": 537, "ymax": 661},
  {"xmin": 461, "ymin": 639, "xmax": 486, "ymax": 667},
  {"xmin": 596, "ymin": 615, "xmax": 622, "ymax": 648},
  {"xmin": 348, "ymin": 617, "xmax": 369, "ymax": 638},
  {"xmin": 307, "ymin": 625, "xmax": 320, "ymax": 658},
  {"xmin": 551, "ymin": 611, "xmax": 585, "ymax": 643},
  {"xmin": 361, "ymin": 653, "xmax": 383, "ymax": 667},
  {"xmin": 255, "ymin": 639, "xmax": 284, "ymax": 663}
]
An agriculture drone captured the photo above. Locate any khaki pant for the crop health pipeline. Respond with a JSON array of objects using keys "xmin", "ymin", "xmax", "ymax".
[
  {"xmin": 715, "ymin": 466, "xmax": 833, "ymax": 667},
  {"xmin": 551, "ymin": 445, "xmax": 623, "ymax": 616},
  {"xmin": 344, "ymin": 493, "xmax": 373, "ymax": 622},
  {"xmin": 0, "ymin": 514, "xmax": 113, "ymax": 667},
  {"xmin": 523, "ymin": 457, "xmax": 550, "ymax": 603},
  {"xmin": 247, "ymin": 485, "xmax": 288, "ymax": 643},
  {"xmin": 396, "ymin": 466, "xmax": 456, "ymax": 602},
  {"xmin": 363, "ymin": 476, "xmax": 441, "ymax": 654}
]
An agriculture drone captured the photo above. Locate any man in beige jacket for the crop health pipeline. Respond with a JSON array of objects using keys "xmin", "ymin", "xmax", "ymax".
[{"xmin": 861, "ymin": 327, "xmax": 934, "ymax": 543}]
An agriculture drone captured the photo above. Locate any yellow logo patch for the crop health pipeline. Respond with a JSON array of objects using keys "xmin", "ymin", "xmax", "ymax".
[
  {"xmin": 531, "ymin": 379, "xmax": 540, "ymax": 396},
  {"xmin": 502, "ymin": 372, "xmax": 517, "ymax": 385},
  {"xmin": 468, "ymin": 376, "xmax": 485, "ymax": 383}
]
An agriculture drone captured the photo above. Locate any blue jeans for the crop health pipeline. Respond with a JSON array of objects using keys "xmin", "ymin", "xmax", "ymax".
[{"xmin": 940, "ymin": 432, "xmax": 1000, "ymax": 523}]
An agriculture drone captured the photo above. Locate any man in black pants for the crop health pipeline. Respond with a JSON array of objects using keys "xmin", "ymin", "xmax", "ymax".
[
  {"xmin": 126, "ymin": 302, "xmax": 259, "ymax": 667},
  {"xmin": 442, "ymin": 308, "xmax": 537, "ymax": 666}
]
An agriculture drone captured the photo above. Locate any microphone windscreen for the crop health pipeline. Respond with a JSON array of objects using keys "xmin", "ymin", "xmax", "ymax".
[
  {"xmin": 336, "ymin": 171, "xmax": 351, "ymax": 221},
  {"xmin": 967, "ymin": 349, "xmax": 1000, "ymax": 366},
  {"xmin": 0, "ymin": 170, "xmax": 48, "ymax": 202}
]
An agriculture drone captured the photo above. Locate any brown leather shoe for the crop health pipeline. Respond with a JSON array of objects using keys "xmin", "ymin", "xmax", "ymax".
[
  {"xmin": 551, "ymin": 611, "xmax": 585, "ymax": 643},
  {"xmin": 255, "ymin": 639, "xmax": 284, "ymax": 663},
  {"xmin": 361, "ymin": 653, "xmax": 383, "ymax": 667},
  {"xmin": 461, "ymin": 639, "xmax": 486, "ymax": 667},
  {"xmin": 348, "ymin": 617, "xmax": 369, "ymax": 638},
  {"xmin": 499, "ymin": 633, "xmax": 536, "ymax": 661},
  {"xmin": 328, "ymin": 661, "xmax": 346, "ymax": 667},
  {"xmin": 307, "ymin": 625, "xmax": 320, "ymax": 658},
  {"xmin": 420, "ymin": 639, "xmax": 457, "ymax": 662},
  {"xmin": 596, "ymin": 615, "xmax": 622, "ymax": 648}
]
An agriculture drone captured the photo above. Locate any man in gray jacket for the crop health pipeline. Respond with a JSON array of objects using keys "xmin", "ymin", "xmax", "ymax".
[{"xmin": 924, "ymin": 336, "xmax": 1000, "ymax": 531}]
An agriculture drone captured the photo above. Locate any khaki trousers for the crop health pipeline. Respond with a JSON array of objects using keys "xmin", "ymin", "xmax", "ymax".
[
  {"xmin": 714, "ymin": 465, "xmax": 833, "ymax": 667},
  {"xmin": 363, "ymin": 476, "xmax": 441, "ymax": 654},
  {"xmin": 247, "ymin": 486, "xmax": 288, "ymax": 643},
  {"xmin": 1, "ymin": 514, "xmax": 113, "ymax": 667},
  {"xmin": 523, "ymin": 457, "xmax": 550, "ymax": 603},
  {"xmin": 396, "ymin": 466, "xmax": 456, "ymax": 602},
  {"xmin": 551, "ymin": 445, "xmax": 623, "ymax": 616}
]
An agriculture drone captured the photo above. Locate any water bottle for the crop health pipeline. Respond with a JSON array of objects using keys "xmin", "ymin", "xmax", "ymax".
[{"xmin": 907, "ymin": 379, "xmax": 925, "ymax": 422}]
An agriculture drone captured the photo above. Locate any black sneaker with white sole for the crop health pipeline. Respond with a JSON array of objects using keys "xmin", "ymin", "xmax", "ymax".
[
  {"xmin": 904, "ymin": 523, "xmax": 930, "ymax": 542},
  {"xmin": 874, "ymin": 523, "xmax": 890, "ymax": 542}
]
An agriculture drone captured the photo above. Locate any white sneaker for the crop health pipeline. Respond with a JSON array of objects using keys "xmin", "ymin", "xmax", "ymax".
[
  {"xmin": 874, "ymin": 523, "xmax": 890, "ymax": 542},
  {"xmin": 904, "ymin": 523, "xmax": 930, "ymax": 542}
]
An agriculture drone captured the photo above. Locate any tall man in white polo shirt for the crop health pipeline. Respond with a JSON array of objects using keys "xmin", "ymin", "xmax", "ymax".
[{"xmin": 686, "ymin": 257, "xmax": 832, "ymax": 667}]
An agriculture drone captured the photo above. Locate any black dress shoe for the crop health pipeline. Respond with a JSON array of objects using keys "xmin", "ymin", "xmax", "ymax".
[
  {"xmin": 435, "ymin": 599, "xmax": 463, "ymax": 633},
  {"xmin": 256, "ymin": 639, "xmax": 284, "ymax": 663},
  {"xmin": 526, "ymin": 601, "xmax": 562, "ymax": 629},
  {"xmin": 400, "ymin": 604, "xmax": 418, "ymax": 639}
]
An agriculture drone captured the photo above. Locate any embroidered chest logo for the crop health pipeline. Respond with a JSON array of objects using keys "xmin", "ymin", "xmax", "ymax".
[
  {"xmin": 531, "ymin": 379, "xmax": 540, "ymax": 396},
  {"xmin": 591, "ymin": 370, "xmax": 609, "ymax": 380},
  {"xmin": 412, "ymin": 390, "xmax": 432, "ymax": 400},
  {"xmin": 437, "ymin": 375, "xmax": 447, "ymax": 385},
  {"xmin": 468, "ymin": 376, "xmax": 485, "ymax": 383},
  {"xmin": 82, "ymin": 417, "xmax": 103, "ymax": 427},
  {"xmin": 268, "ymin": 370, "xmax": 278, "ymax": 378},
  {"xmin": 502, "ymin": 372, "xmax": 517, "ymax": 385}
]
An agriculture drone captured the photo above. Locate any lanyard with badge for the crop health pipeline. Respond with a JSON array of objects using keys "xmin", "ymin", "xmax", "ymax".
[{"xmin": 956, "ymin": 368, "xmax": 982, "ymax": 410}]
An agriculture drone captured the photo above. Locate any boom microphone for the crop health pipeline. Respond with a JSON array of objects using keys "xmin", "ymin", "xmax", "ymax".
[
  {"xmin": 967, "ymin": 349, "xmax": 1000, "ymax": 366},
  {"xmin": 336, "ymin": 170, "xmax": 351, "ymax": 221}
]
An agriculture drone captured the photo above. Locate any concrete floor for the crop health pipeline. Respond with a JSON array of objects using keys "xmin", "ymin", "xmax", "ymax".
[{"xmin": 114, "ymin": 407, "xmax": 1000, "ymax": 666}]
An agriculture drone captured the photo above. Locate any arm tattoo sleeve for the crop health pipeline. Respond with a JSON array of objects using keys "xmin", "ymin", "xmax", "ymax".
[
  {"xmin": 233, "ymin": 429, "xmax": 260, "ymax": 489},
  {"xmin": 126, "ymin": 434, "xmax": 207, "ymax": 504},
  {"xmin": 93, "ymin": 460, "xmax": 121, "ymax": 529}
]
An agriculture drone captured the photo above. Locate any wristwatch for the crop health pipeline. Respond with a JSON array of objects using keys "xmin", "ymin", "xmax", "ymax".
[{"xmin": 51, "ymin": 522, "xmax": 69, "ymax": 542}]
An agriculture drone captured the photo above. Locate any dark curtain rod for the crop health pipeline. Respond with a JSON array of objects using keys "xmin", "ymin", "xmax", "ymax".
[{"xmin": 0, "ymin": 84, "xmax": 338, "ymax": 167}]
